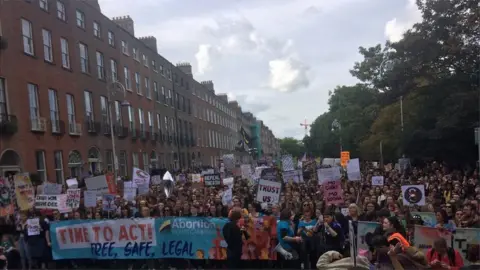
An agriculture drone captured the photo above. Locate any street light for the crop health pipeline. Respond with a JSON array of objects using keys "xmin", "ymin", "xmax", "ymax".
[
  {"xmin": 107, "ymin": 80, "xmax": 129, "ymax": 181},
  {"xmin": 331, "ymin": 119, "xmax": 342, "ymax": 153}
]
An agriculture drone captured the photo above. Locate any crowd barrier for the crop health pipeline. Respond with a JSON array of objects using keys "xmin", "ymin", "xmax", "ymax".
[{"xmin": 50, "ymin": 216, "xmax": 278, "ymax": 260}]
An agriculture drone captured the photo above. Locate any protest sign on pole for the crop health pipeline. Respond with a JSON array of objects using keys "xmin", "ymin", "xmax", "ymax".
[{"xmin": 255, "ymin": 179, "xmax": 281, "ymax": 204}]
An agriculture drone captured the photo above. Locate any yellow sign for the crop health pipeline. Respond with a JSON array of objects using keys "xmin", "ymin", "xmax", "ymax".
[{"xmin": 341, "ymin": 151, "xmax": 350, "ymax": 167}]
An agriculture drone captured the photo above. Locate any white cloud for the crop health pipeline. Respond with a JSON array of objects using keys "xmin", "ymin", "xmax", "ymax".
[
  {"xmin": 195, "ymin": 44, "xmax": 220, "ymax": 74},
  {"xmin": 268, "ymin": 57, "xmax": 309, "ymax": 93},
  {"xmin": 384, "ymin": 0, "xmax": 422, "ymax": 42}
]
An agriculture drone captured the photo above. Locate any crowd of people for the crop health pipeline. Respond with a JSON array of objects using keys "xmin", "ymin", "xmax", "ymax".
[{"xmin": 0, "ymin": 160, "xmax": 479, "ymax": 270}]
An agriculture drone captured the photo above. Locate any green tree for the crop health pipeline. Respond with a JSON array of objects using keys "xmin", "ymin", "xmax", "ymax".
[{"xmin": 279, "ymin": 137, "xmax": 305, "ymax": 157}]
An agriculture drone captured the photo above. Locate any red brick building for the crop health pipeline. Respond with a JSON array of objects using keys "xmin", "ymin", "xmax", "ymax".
[{"xmin": 0, "ymin": 0, "xmax": 278, "ymax": 182}]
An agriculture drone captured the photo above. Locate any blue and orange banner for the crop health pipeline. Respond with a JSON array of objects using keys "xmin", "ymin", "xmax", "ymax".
[{"xmin": 49, "ymin": 216, "xmax": 277, "ymax": 260}]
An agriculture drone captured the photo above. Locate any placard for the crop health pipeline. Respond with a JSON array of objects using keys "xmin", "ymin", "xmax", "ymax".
[
  {"xmin": 260, "ymin": 168, "xmax": 277, "ymax": 181},
  {"xmin": 401, "ymin": 185, "xmax": 425, "ymax": 206},
  {"xmin": 27, "ymin": 218, "xmax": 40, "ymax": 236},
  {"xmin": 203, "ymin": 174, "xmax": 221, "ymax": 186},
  {"xmin": 317, "ymin": 167, "xmax": 341, "ymax": 184},
  {"xmin": 323, "ymin": 181, "xmax": 344, "ymax": 205},
  {"xmin": 255, "ymin": 179, "xmax": 281, "ymax": 204},
  {"xmin": 34, "ymin": 194, "xmax": 69, "ymax": 212},
  {"xmin": 66, "ymin": 189, "xmax": 81, "ymax": 209},
  {"xmin": 371, "ymin": 176, "xmax": 384, "ymax": 186}
]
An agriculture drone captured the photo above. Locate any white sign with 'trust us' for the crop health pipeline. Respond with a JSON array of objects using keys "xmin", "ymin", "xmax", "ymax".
[{"xmin": 256, "ymin": 179, "xmax": 281, "ymax": 204}]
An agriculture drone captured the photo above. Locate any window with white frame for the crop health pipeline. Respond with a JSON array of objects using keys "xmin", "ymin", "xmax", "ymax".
[
  {"xmin": 170, "ymin": 117, "xmax": 175, "ymax": 133},
  {"xmin": 121, "ymin": 41, "xmax": 128, "ymax": 55},
  {"xmin": 60, "ymin": 38, "xmax": 70, "ymax": 68},
  {"xmin": 161, "ymin": 86, "xmax": 166, "ymax": 104},
  {"xmin": 93, "ymin": 21, "xmax": 101, "ymax": 38},
  {"xmin": 114, "ymin": 100, "xmax": 122, "ymax": 126},
  {"xmin": 28, "ymin": 84, "xmax": 40, "ymax": 129},
  {"xmin": 144, "ymin": 77, "xmax": 151, "ymax": 99},
  {"xmin": 36, "ymin": 150, "xmax": 47, "ymax": 183},
  {"xmin": 48, "ymin": 89, "xmax": 60, "ymax": 132},
  {"xmin": 96, "ymin": 51, "xmax": 104, "ymax": 79},
  {"xmin": 0, "ymin": 78, "xmax": 7, "ymax": 118},
  {"xmin": 128, "ymin": 106, "xmax": 135, "ymax": 133},
  {"xmin": 79, "ymin": 43, "xmax": 89, "ymax": 73},
  {"xmin": 119, "ymin": 151, "xmax": 127, "ymax": 176},
  {"xmin": 39, "ymin": 0, "xmax": 48, "ymax": 10},
  {"xmin": 22, "ymin": 19, "xmax": 34, "ymax": 55},
  {"xmin": 138, "ymin": 108, "xmax": 145, "ymax": 135},
  {"xmin": 54, "ymin": 150, "xmax": 64, "ymax": 183},
  {"xmin": 124, "ymin": 66, "xmax": 131, "ymax": 89},
  {"xmin": 133, "ymin": 48, "xmax": 139, "ymax": 61},
  {"xmin": 153, "ymin": 81, "xmax": 159, "ymax": 102},
  {"xmin": 142, "ymin": 54, "xmax": 148, "ymax": 67},
  {"xmin": 108, "ymin": 31, "xmax": 115, "ymax": 47},
  {"xmin": 100, "ymin": 96, "xmax": 109, "ymax": 127},
  {"xmin": 132, "ymin": 152, "xmax": 139, "ymax": 168},
  {"xmin": 142, "ymin": 152, "xmax": 149, "ymax": 172},
  {"xmin": 148, "ymin": 111, "xmax": 153, "ymax": 134},
  {"xmin": 152, "ymin": 60, "xmax": 157, "ymax": 71},
  {"xmin": 84, "ymin": 91, "xmax": 94, "ymax": 122},
  {"xmin": 105, "ymin": 150, "xmax": 113, "ymax": 173},
  {"xmin": 56, "ymin": 1, "xmax": 66, "ymax": 21},
  {"xmin": 156, "ymin": 113, "xmax": 162, "ymax": 133},
  {"xmin": 168, "ymin": 89, "xmax": 172, "ymax": 106},
  {"xmin": 66, "ymin": 94, "xmax": 76, "ymax": 132},
  {"xmin": 42, "ymin": 29, "xmax": 53, "ymax": 62},
  {"xmin": 110, "ymin": 59, "xmax": 118, "ymax": 81},
  {"xmin": 164, "ymin": 116, "xmax": 168, "ymax": 132},
  {"xmin": 76, "ymin": 10, "xmax": 85, "ymax": 29},
  {"xmin": 135, "ymin": 72, "xmax": 141, "ymax": 94}
]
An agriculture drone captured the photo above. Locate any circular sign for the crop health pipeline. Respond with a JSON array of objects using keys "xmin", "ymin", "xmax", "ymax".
[{"xmin": 404, "ymin": 187, "xmax": 423, "ymax": 204}]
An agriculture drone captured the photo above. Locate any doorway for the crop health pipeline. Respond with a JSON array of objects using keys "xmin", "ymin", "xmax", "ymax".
[{"xmin": 0, "ymin": 149, "xmax": 22, "ymax": 177}]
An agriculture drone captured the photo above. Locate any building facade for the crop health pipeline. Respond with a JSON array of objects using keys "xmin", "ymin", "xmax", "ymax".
[{"xmin": 0, "ymin": 0, "xmax": 278, "ymax": 182}]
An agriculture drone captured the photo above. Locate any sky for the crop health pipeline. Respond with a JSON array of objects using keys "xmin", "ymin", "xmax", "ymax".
[{"xmin": 98, "ymin": 0, "xmax": 422, "ymax": 139}]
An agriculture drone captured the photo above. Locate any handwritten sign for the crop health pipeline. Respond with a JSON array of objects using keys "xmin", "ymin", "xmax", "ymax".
[
  {"xmin": 371, "ymin": 176, "xmax": 384, "ymax": 186},
  {"xmin": 203, "ymin": 174, "xmax": 221, "ymax": 187},
  {"xmin": 27, "ymin": 218, "xmax": 40, "ymax": 236},
  {"xmin": 35, "ymin": 194, "xmax": 69, "ymax": 212},
  {"xmin": 256, "ymin": 179, "xmax": 281, "ymax": 204},
  {"xmin": 66, "ymin": 189, "xmax": 81, "ymax": 209},
  {"xmin": 323, "ymin": 181, "xmax": 344, "ymax": 205},
  {"xmin": 317, "ymin": 167, "xmax": 341, "ymax": 184}
]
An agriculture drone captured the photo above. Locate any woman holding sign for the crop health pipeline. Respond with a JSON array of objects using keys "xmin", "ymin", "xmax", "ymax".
[{"xmin": 222, "ymin": 208, "xmax": 250, "ymax": 269}]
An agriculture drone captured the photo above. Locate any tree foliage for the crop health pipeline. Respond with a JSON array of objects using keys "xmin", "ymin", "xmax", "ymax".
[
  {"xmin": 306, "ymin": 0, "xmax": 479, "ymax": 164},
  {"xmin": 279, "ymin": 137, "xmax": 306, "ymax": 158}
]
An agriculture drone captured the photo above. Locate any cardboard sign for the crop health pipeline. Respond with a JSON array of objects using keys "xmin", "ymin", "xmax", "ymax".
[
  {"xmin": 255, "ymin": 179, "xmax": 281, "ymax": 204},
  {"xmin": 323, "ymin": 181, "xmax": 344, "ymax": 205}
]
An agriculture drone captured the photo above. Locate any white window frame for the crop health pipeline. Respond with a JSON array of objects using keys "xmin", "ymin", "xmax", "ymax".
[
  {"xmin": 114, "ymin": 100, "xmax": 122, "ymax": 126},
  {"xmin": 79, "ymin": 43, "xmax": 89, "ymax": 73},
  {"xmin": 42, "ymin": 29, "xmax": 53, "ymax": 62},
  {"xmin": 142, "ymin": 152, "xmax": 149, "ymax": 172},
  {"xmin": 142, "ymin": 54, "xmax": 148, "ymax": 67},
  {"xmin": 54, "ymin": 150, "xmax": 64, "ymax": 184},
  {"xmin": 39, "ymin": 0, "xmax": 48, "ymax": 11},
  {"xmin": 135, "ymin": 72, "xmax": 141, "ymax": 94},
  {"xmin": 138, "ymin": 108, "xmax": 145, "ymax": 134},
  {"xmin": 100, "ymin": 96, "xmax": 109, "ymax": 127},
  {"xmin": 96, "ymin": 51, "xmax": 104, "ymax": 79},
  {"xmin": 110, "ymin": 59, "xmax": 118, "ymax": 81},
  {"xmin": 132, "ymin": 152, "xmax": 139, "ymax": 168},
  {"xmin": 76, "ymin": 10, "xmax": 85, "ymax": 29},
  {"xmin": 124, "ymin": 66, "xmax": 131, "ymax": 89},
  {"xmin": 133, "ymin": 48, "xmax": 139, "ymax": 61},
  {"xmin": 48, "ymin": 89, "xmax": 60, "ymax": 132},
  {"xmin": 108, "ymin": 31, "xmax": 115, "ymax": 47},
  {"xmin": 28, "ymin": 84, "xmax": 40, "ymax": 128},
  {"xmin": 148, "ymin": 111, "xmax": 153, "ymax": 134},
  {"xmin": 84, "ymin": 91, "xmax": 94, "ymax": 122},
  {"xmin": 128, "ymin": 106, "xmax": 135, "ymax": 132},
  {"xmin": 22, "ymin": 19, "xmax": 34, "ymax": 55},
  {"xmin": 60, "ymin": 38, "xmax": 70, "ymax": 68},
  {"xmin": 105, "ymin": 150, "xmax": 113, "ymax": 173},
  {"xmin": 36, "ymin": 150, "xmax": 47, "ymax": 183},
  {"xmin": 66, "ymin": 94, "xmax": 76, "ymax": 132},
  {"xmin": 56, "ymin": 1, "xmax": 66, "ymax": 21},
  {"xmin": 119, "ymin": 151, "xmax": 127, "ymax": 176},
  {"xmin": 121, "ymin": 41, "xmax": 129, "ymax": 55},
  {"xmin": 145, "ymin": 77, "xmax": 150, "ymax": 99},
  {"xmin": 93, "ymin": 21, "xmax": 101, "ymax": 38}
]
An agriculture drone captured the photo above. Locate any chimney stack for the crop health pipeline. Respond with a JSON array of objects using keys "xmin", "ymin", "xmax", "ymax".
[
  {"xmin": 139, "ymin": 36, "xmax": 157, "ymax": 53},
  {"xmin": 112, "ymin": 15, "xmax": 135, "ymax": 36},
  {"xmin": 200, "ymin": 80, "xmax": 215, "ymax": 93},
  {"xmin": 176, "ymin": 62, "xmax": 192, "ymax": 77}
]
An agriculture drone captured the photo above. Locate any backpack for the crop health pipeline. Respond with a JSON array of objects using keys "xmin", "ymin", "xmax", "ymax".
[{"xmin": 429, "ymin": 247, "xmax": 456, "ymax": 266}]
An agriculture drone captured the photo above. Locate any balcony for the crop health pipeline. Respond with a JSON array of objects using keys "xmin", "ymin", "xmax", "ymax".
[
  {"xmin": 30, "ymin": 117, "xmax": 47, "ymax": 133},
  {"xmin": 115, "ymin": 125, "xmax": 128, "ymax": 138},
  {"xmin": 0, "ymin": 114, "xmax": 18, "ymax": 136},
  {"xmin": 68, "ymin": 122, "xmax": 82, "ymax": 136},
  {"xmin": 51, "ymin": 120, "xmax": 66, "ymax": 136}
]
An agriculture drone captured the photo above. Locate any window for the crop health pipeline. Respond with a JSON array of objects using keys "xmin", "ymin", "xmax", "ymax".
[
  {"xmin": 56, "ymin": 1, "xmax": 66, "ymax": 21},
  {"xmin": 152, "ymin": 60, "xmax": 157, "ymax": 71},
  {"xmin": 108, "ymin": 31, "xmax": 115, "ymax": 46},
  {"xmin": 105, "ymin": 150, "xmax": 113, "ymax": 173},
  {"xmin": 138, "ymin": 108, "xmax": 145, "ymax": 135},
  {"xmin": 66, "ymin": 94, "xmax": 76, "ymax": 132},
  {"xmin": 142, "ymin": 152, "xmax": 149, "ymax": 172},
  {"xmin": 60, "ymin": 38, "xmax": 70, "ymax": 68},
  {"xmin": 153, "ymin": 81, "xmax": 159, "ymax": 102},
  {"xmin": 54, "ymin": 151, "xmax": 64, "ymax": 183},
  {"xmin": 132, "ymin": 153, "xmax": 139, "ymax": 168},
  {"xmin": 48, "ymin": 89, "xmax": 60, "ymax": 132},
  {"xmin": 134, "ymin": 72, "xmax": 140, "ymax": 94},
  {"xmin": 114, "ymin": 100, "xmax": 122, "ymax": 126},
  {"xmin": 142, "ymin": 54, "xmax": 148, "ymax": 67},
  {"xmin": 119, "ymin": 151, "xmax": 127, "ymax": 176},
  {"xmin": 93, "ymin": 21, "xmax": 101, "ymax": 37},
  {"xmin": 175, "ymin": 93, "xmax": 179, "ymax": 109},
  {"xmin": 168, "ymin": 89, "xmax": 172, "ymax": 106},
  {"xmin": 0, "ymin": 78, "xmax": 7, "ymax": 118},
  {"xmin": 159, "ymin": 65, "xmax": 164, "ymax": 75},
  {"xmin": 76, "ymin": 10, "xmax": 85, "ymax": 29},
  {"xmin": 79, "ymin": 43, "xmax": 89, "ymax": 73},
  {"xmin": 164, "ymin": 116, "xmax": 168, "ymax": 132},
  {"xmin": 84, "ymin": 91, "xmax": 94, "ymax": 122},
  {"xmin": 36, "ymin": 150, "xmax": 47, "ymax": 183},
  {"xmin": 121, "ymin": 41, "xmax": 128, "ymax": 55},
  {"xmin": 156, "ymin": 113, "xmax": 162, "ymax": 132},
  {"xmin": 144, "ymin": 77, "xmax": 151, "ymax": 99},
  {"xmin": 148, "ymin": 111, "xmax": 153, "ymax": 134},
  {"xmin": 128, "ymin": 106, "xmax": 135, "ymax": 133},
  {"xmin": 28, "ymin": 84, "xmax": 40, "ymax": 129},
  {"xmin": 162, "ymin": 86, "xmax": 166, "ymax": 104},
  {"xmin": 110, "ymin": 59, "xmax": 117, "ymax": 81},
  {"xmin": 39, "ymin": 0, "xmax": 49, "ymax": 10},
  {"xmin": 22, "ymin": 19, "xmax": 34, "ymax": 55},
  {"xmin": 133, "ymin": 48, "xmax": 139, "ymax": 61},
  {"xmin": 124, "ymin": 66, "xmax": 131, "ymax": 89},
  {"xmin": 100, "ymin": 96, "xmax": 109, "ymax": 127},
  {"xmin": 96, "ymin": 51, "xmax": 104, "ymax": 79},
  {"xmin": 42, "ymin": 29, "xmax": 53, "ymax": 62}
]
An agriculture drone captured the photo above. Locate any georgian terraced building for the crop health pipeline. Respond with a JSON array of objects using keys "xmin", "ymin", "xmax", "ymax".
[{"xmin": 0, "ymin": 0, "xmax": 279, "ymax": 182}]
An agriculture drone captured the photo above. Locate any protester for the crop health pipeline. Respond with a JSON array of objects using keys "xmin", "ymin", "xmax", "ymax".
[
  {"xmin": 426, "ymin": 238, "xmax": 464, "ymax": 269},
  {"xmin": 223, "ymin": 207, "xmax": 249, "ymax": 269}
]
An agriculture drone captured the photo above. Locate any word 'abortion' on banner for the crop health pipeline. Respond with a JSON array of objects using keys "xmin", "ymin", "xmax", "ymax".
[
  {"xmin": 203, "ymin": 174, "xmax": 221, "ymax": 186},
  {"xmin": 50, "ymin": 217, "xmax": 277, "ymax": 260},
  {"xmin": 255, "ymin": 179, "xmax": 281, "ymax": 204}
]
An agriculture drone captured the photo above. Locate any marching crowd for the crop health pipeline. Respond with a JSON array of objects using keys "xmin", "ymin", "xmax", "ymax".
[{"xmin": 0, "ymin": 161, "xmax": 479, "ymax": 270}]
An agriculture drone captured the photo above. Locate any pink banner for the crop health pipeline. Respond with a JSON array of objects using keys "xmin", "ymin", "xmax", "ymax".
[{"xmin": 323, "ymin": 180, "xmax": 344, "ymax": 205}]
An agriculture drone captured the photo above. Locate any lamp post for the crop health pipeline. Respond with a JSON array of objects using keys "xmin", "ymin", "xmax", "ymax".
[
  {"xmin": 331, "ymin": 119, "xmax": 342, "ymax": 154},
  {"xmin": 107, "ymin": 80, "xmax": 129, "ymax": 181}
]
